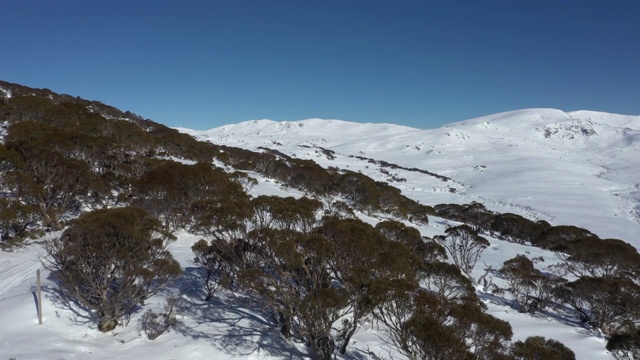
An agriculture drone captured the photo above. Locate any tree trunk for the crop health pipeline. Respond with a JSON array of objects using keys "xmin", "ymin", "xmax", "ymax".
[
  {"xmin": 278, "ymin": 312, "xmax": 290, "ymax": 339},
  {"xmin": 98, "ymin": 316, "xmax": 118, "ymax": 332},
  {"xmin": 312, "ymin": 335, "xmax": 335, "ymax": 360},
  {"xmin": 339, "ymin": 319, "xmax": 358, "ymax": 354}
]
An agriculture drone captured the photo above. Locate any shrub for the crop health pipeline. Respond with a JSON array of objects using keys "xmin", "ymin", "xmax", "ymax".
[
  {"xmin": 139, "ymin": 297, "xmax": 180, "ymax": 340},
  {"xmin": 499, "ymin": 255, "xmax": 564, "ymax": 314},
  {"xmin": 511, "ymin": 336, "xmax": 575, "ymax": 360},
  {"xmin": 556, "ymin": 276, "xmax": 640, "ymax": 335},
  {"xmin": 607, "ymin": 325, "xmax": 640, "ymax": 360},
  {"xmin": 554, "ymin": 237, "xmax": 640, "ymax": 280},
  {"xmin": 435, "ymin": 225, "xmax": 489, "ymax": 278},
  {"xmin": 44, "ymin": 207, "xmax": 181, "ymax": 331}
]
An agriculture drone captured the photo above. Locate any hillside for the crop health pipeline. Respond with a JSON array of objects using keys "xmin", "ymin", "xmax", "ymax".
[
  {"xmin": 181, "ymin": 108, "xmax": 640, "ymax": 245},
  {"xmin": 1, "ymin": 81, "xmax": 639, "ymax": 359}
]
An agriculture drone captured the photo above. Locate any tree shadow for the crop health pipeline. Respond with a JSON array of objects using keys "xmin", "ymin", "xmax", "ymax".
[
  {"xmin": 477, "ymin": 284, "xmax": 601, "ymax": 338},
  {"xmin": 176, "ymin": 294, "xmax": 310, "ymax": 358},
  {"xmin": 43, "ymin": 271, "xmax": 96, "ymax": 327},
  {"xmin": 476, "ymin": 290, "xmax": 511, "ymax": 308},
  {"xmin": 343, "ymin": 346, "xmax": 384, "ymax": 360},
  {"xmin": 164, "ymin": 266, "xmax": 311, "ymax": 358},
  {"xmin": 162, "ymin": 266, "xmax": 208, "ymax": 299},
  {"xmin": 532, "ymin": 303, "xmax": 602, "ymax": 337},
  {"xmin": 30, "ymin": 286, "xmax": 41, "ymax": 322}
]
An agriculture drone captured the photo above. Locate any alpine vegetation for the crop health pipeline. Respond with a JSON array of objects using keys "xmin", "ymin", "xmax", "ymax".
[{"xmin": 1, "ymin": 80, "xmax": 639, "ymax": 359}]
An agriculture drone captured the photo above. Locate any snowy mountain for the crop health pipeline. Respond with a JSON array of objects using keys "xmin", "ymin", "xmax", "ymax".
[{"xmin": 179, "ymin": 108, "xmax": 640, "ymax": 246}]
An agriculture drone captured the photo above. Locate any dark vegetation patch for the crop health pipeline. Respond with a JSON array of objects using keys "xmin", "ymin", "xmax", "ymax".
[{"xmin": 348, "ymin": 154, "xmax": 451, "ymax": 182}]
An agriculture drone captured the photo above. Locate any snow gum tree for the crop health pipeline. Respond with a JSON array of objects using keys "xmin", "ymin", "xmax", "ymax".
[
  {"xmin": 511, "ymin": 336, "xmax": 576, "ymax": 360},
  {"xmin": 556, "ymin": 276, "xmax": 640, "ymax": 335},
  {"xmin": 373, "ymin": 288, "xmax": 512, "ymax": 360},
  {"xmin": 44, "ymin": 207, "xmax": 181, "ymax": 332},
  {"xmin": 318, "ymin": 217, "xmax": 420, "ymax": 355},
  {"xmin": 554, "ymin": 237, "xmax": 640, "ymax": 280},
  {"xmin": 435, "ymin": 224, "xmax": 490, "ymax": 278},
  {"xmin": 499, "ymin": 255, "xmax": 564, "ymax": 314}
]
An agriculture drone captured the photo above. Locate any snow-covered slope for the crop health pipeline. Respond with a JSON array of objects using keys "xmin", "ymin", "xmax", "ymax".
[
  {"xmin": 180, "ymin": 108, "xmax": 640, "ymax": 246},
  {"xmin": 2, "ymin": 108, "xmax": 638, "ymax": 360}
]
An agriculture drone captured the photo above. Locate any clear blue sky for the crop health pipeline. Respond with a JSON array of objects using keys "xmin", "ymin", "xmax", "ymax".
[{"xmin": 2, "ymin": 0, "xmax": 639, "ymax": 129}]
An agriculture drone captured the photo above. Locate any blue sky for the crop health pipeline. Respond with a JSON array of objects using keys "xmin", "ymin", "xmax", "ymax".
[{"xmin": 2, "ymin": 0, "xmax": 639, "ymax": 129}]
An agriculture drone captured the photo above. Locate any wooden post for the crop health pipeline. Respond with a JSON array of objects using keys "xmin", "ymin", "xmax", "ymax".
[{"xmin": 37, "ymin": 269, "xmax": 43, "ymax": 325}]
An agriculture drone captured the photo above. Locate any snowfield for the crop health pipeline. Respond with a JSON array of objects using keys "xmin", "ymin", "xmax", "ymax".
[{"xmin": 1, "ymin": 108, "xmax": 639, "ymax": 359}]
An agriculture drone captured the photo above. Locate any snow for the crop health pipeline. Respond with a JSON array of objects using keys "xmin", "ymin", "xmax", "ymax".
[
  {"xmin": 2, "ymin": 108, "xmax": 638, "ymax": 359},
  {"xmin": 0, "ymin": 122, "xmax": 7, "ymax": 143},
  {"xmin": 183, "ymin": 108, "xmax": 640, "ymax": 245},
  {"xmin": 0, "ymin": 86, "xmax": 12, "ymax": 99}
]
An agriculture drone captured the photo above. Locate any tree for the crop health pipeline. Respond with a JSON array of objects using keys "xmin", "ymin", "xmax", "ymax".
[
  {"xmin": 536, "ymin": 225, "xmax": 597, "ymax": 251},
  {"xmin": 7, "ymin": 143, "xmax": 96, "ymax": 229},
  {"xmin": 373, "ymin": 288, "xmax": 510, "ymax": 360},
  {"xmin": 375, "ymin": 220, "xmax": 446, "ymax": 266},
  {"xmin": 556, "ymin": 276, "xmax": 640, "ymax": 335},
  {"xmin": 0, "ymin": 144, "xmax": 22, "ymax": 192},
  {"xmin": 238, "ymin": 227, "xmax": 349, "ymax": 360},
  {"xmin": 450, "ymin": 202, "xmax": 494, "ymax": 233},
  {"xmin": 554, "ymin": 238, "xmax": 640, "ymax": 280},
  {"xmin": 511, "ymin": 336, "xmax": 575, "ymax": 360},
  {"xmin": 318, "ymin": 217, "xmax": 419, "ymax": 355},
  {"xmin": 43, "ymin": 207, "xmax": 181, "ymax": 331},
  {"xmin": 449, "ymin": 299, "xmax": 513, "ymax": 358},
  {"xmin": 422, "ymin": 261, "xmax": 476, "ymax": 305},
  {"xmin": 191, "ymin": 239, "xmax": 232, "ymax": 300},
  {"xmin": 489, "ymin": 212, "xmax": 548, "ymax": 245},
  {"xmin": 0, "ymin": 199, "xmax": 39, "ymax": 248},
  {"xmin": 435, "ymin": 224, "xmax": 489, "ymax": 278},
  {"xmin": 5, "ymin": 95, "xmax": 55, "ymax": 123},
  {"xmin": 135, "ymin": 161, "xmax": 244, "ymax": 229},
  {"xmin": 607, "ymin": 324, "xmax": 640, "ymax": 360},
  {"xmin": 250, "ymin": 195, "xmax": 321, "ymax": 232},
  {"xmin": 499, "ymin": 255, "xmax": 564, "ymax": 314}
]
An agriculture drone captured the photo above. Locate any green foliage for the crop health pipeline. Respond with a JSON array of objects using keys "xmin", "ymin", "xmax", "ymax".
[
  {"xmin": 0, "ymin": 143, "xmax": 23, "ymax": 175},
  {"xmin": 434, "ymin": 202, "xmax": 611, "ymax": 260},
  {"xmin": 191, "ymin": 239, "xmax": 234, "ymax": 300},
  {"xmin": 536, "ymin": 225, "xmax": 597, "ymax": 251},
  {"xmin": 489, "ymin": 212, "xmax": 549, "ymax": 245},
  {"xmin": 6, "ymin": 142, "xmax": 98, "ymax": 229},
  {"xmin": 5, "ymin": 95, "xmax": 56, "ymax": 123},
  {"xmin": 375, "ymin": 220, "xmax": 446, "ymax": 265},
  {"xmin": 135, "ymin": 161, "xmax": 246, "ymax": 229},
  {"xmin": 207, "ymin": 144, "xmax": 431, "ymax": 223},
  {"xmin": 251, "ymin": 195, "xmax": 322, "ymax": 232},
  {"xmin": 374, "ymin": 289, "xmax": 512, "ymax": 360},
  {"xmin": 435, "ymin": 202, "xmax": 494, "ymax": 233},
  {"xmin": 238, "ymin": 227, "xmax": 348, "ymax": 359},
  {"xmin": 435, "ymin": 224, "xmax": 489, "ymax": 277},
  {"xmin": 317, "ymin": 216, "xmax": 419, "ymax": 354},
  {"xmin": 422, "ymin": 261, "xmax": 476, "ymax": 304},
  {"xmin": 556, "ymin": 276, "xmax": 640, "ymax": 335},
  {"xmin": 607, "ymin": 324, "xmax": 640, "ymax": 360},
  {"xmin": 139, "ymin": 297, "xmax": 180, "ymax": 340},
  {"xmin": 555, "ymin": 237, "xmax": 640, "ymax": 280},
  {"xmin": 0, "ymin": 199, "xmax": 39, "ymax": 248},
  {"xmin": 511, "ymin": 336, "xmax": 575, "ymax": 360},
  {"xmin": 499, "ymin": 255, "xmax": 564, "ymax": 314},
  {"xmin": 191, "ymin": 195, "xmax": 428, "ymax": 358},
  {"xmin": 43, "ymin": 207, "xmax": 181, "ymax": 332}
]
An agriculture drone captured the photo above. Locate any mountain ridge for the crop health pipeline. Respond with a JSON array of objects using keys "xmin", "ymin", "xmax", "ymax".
[{"xmin": 179, "ymin": 108, "xmax": 640, "ymax": 244}]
